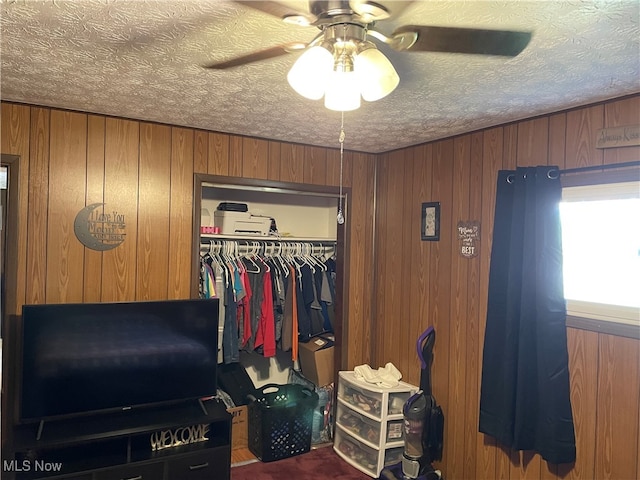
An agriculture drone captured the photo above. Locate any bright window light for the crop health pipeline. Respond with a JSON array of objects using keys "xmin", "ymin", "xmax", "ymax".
[{"xmin": 560, "ymin": 181, "xmax": 640, "ymax": 326}]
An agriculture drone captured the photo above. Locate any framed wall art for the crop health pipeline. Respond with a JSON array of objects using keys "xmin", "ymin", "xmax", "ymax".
[{"xmin": 421, "ymin": 202, "xmax": 440, "ymax": 241}]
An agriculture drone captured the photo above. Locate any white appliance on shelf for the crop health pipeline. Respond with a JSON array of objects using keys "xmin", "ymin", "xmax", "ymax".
[{"xmin": 213, "ymin": 210, "xmax": 271, "ymax": 236}]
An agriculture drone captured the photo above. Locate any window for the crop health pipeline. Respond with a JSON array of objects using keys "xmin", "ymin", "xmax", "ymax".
[{"xmin": 559, "ymin": 174, "xmax": 640, "ymax": 337}]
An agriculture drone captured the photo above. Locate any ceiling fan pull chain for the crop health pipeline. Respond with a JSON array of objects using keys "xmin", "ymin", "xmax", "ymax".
[{"xmin": 337, "ymin": 111, "xmax": 345, "ymax": 225}]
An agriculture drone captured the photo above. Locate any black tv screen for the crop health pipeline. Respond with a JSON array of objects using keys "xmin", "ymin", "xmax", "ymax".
[{"xmin": 19, "ymin": 299, "xmax": 219, "ymax": 422}]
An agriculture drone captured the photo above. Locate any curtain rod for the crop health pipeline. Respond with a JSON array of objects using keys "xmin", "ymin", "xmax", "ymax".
[{"xmin": 559, "ymin": 160, "xmax": 640, "ymax": 175}]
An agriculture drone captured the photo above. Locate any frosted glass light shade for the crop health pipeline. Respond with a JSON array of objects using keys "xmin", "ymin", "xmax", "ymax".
[
  {"xmin": 324, "ymin": 70, "xmax": 361, "ymax": 111},
  {"xmin": 287, "ymin": 46, "xmax": 333, "ymax": 100},
  {"xmin": 354, "ymin": 48, "xmax": 399, "ymax": 101}
]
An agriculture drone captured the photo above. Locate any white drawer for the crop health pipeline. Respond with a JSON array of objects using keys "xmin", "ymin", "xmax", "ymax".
[{"xmin": 337, "ymin": 401, "xmax": 382, "ymax": 446}]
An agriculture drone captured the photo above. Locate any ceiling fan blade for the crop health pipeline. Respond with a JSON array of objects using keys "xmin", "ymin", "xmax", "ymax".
[
  {"xmin": 349, "ymin": 0, "xmax": 414, "ymax": 21},
  {"xmin": 391, "ymin": 25, "xmax": 532, "ymax": 57},
  {"xmin": 238, "ymin": 1, "xmax": 317, "ymax": 25},
  {"xmin": 203, "ymin": 43, "xmax": 305, "ymax": 69}
]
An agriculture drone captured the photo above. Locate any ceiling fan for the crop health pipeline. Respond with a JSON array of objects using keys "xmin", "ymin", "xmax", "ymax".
[
  {"xmin": 204, "ymin": 0, "xmax": 532, "ymax": 110},
  {"xmin": 205, "ymin": 0, "xmax": 532, "ymax": 68}
]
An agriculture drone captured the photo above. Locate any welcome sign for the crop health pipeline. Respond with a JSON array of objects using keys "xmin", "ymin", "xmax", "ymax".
[{"xmin": 150, "ymin": 424, "xmax": 210, "ymax": 451}]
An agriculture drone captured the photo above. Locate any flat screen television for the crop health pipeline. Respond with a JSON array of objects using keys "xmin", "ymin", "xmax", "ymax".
[{"xmin": 19, "ymin": 298, "xmax": 219, "ymax": 423}]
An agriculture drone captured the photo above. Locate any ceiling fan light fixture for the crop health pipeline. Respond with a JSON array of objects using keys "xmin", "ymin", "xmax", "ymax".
[
  {"xmin": 286, "ymin": 23, "xmax": 401, "ymax": 110},
  {"xmin": 324, "ymin": 69, "xmax": 361, "ymax": 111},
  {"xmin": 354, "ymin": 44, "xmax": 399, "ymax": 101},
  {"xmin": 287, "ymin": 45, "xmax": 333, "ymax": 100}
]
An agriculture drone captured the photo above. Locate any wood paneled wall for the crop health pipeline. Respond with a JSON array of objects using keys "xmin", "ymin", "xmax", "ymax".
[
  {"xmin": 373, "ymin": 94, "xmax": 640, "ymax": 479},
  {"xmin": 0, "ymin": 104, "xmax": 376, "ymax": 373},
  {"xmin": 2, "ymin": 95, "xmax": 638, "ymax": 480}
]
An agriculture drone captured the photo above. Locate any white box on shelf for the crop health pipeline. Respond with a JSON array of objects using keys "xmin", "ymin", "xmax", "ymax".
[{"xmin": 213, "ymin": 210, "xmax": 271, "ymax": 236}]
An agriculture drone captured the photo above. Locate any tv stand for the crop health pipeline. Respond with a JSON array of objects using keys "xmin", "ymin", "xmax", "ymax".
[{"xmin": 8, "ymin": 398, "xmax": 231, "ymax": 480}]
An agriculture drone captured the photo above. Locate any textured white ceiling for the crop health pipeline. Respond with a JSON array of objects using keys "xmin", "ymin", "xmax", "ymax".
[{"xmin": 1, "ymin": 0, "xmax": 639, "ymax": 153}]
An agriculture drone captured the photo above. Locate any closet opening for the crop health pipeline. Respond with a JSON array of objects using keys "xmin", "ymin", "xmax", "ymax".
[{"xmin": 191, "ymin": 174, "xmax": 350, "ymax": 389}]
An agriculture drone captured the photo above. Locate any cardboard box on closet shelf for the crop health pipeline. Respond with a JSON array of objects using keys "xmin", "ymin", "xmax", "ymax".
[
  {"xmin": 227, "ymin": 405, "xmax": 248, "ymax": 450},
  {"xmin": 298, "ymin": 333, "xmax": 335, "ymax": 387}
]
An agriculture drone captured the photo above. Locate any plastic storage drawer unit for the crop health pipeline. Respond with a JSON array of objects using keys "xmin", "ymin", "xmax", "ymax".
[{"xmin": 334, "ymin": 371, "xmax": 417, "ymax": 478}]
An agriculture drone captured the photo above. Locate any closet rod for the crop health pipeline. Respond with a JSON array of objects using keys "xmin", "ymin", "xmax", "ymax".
[
  {"xmin": 559, "ymin": 160, "xmax": 640, "ymax": 175},
  {"xmin": 200, "ymin": 238, "xmax": 337, "ymax": 245}
]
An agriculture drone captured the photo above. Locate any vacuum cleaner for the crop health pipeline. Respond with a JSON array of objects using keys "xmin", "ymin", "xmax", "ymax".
[{"xmin": 379, "ymin": 326, "xmax": 444, "ymax": 480}]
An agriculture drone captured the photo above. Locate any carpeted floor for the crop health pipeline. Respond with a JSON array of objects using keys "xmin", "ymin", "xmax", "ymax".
[{"xmin": 231, "ymin": 445, "xmax": 374, "ymax": 480}]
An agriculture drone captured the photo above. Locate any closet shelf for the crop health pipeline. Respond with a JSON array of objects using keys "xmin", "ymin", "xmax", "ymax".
[{"xmin": 200, "ymin": 234, "xmax": 336, "ymax": 243}]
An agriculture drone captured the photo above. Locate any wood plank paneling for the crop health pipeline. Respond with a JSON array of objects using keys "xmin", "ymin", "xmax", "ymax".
[
  {"xmin": 503, "ymin": 123, "xmax": 518, "ymax": 169},
  {"xmin": 548, "ymin": 113, "xmax": 567, "ymax": 169},
  {"xmin": 372, "ymin": 153, "xmax": 389, "ymax": 363},
  {"xmin": 303, "ymin": 145, "xmax": 327, "ymax": 185},
  {"xmin": 168, "ymin": 127, "xmax": 194, "ymax": 299},
  {"xmin": 603, "ymin": 96, "xmax": 640, "ymax": 164},
  {"xmin": 137, "ymin": 123, "xmax": 171, "ymax": 300},
  {"xmin": 325, "ymin": 147, "xmax": 342, "ymax": 187},
  {"xmin": 428, "ymin": 139, "xmax": 453, "ymax": 468},
  {"xmin": 563, "ymin": 328, "xmax": 598, "ymax": 480},
  {"xmin": 408, "ymin": 144, "xmax": 433, "ymax": 376},
  {"xmin": 267, "ymin": 141, "xmax": 281, "ymax": 181},
  {"xmin": 344, "ymin": 152, "xmax": 373, "ymax": 368},
  {"xmin": 229, "ymin": 135, "xmax": 243, "ymax": 177},
  {"xmin": 565, "ymin": 104, "xmax": 604, "ymax": 168},
  {"xmin": 84, "ymin": 114, "xmax": 105, "ymax": 303},
  {"xmin": 279, "ymin": 142, "xmax": 304, "ymax": 183},
  {"xmin": 595, "ymin": 335, "xmax": 640, "ymax": 480},
  {"xmin": 193, "ymin": 130, "xmax": 208, "ymax": 174},
  {"xmin": 446, "ymin": 135, "xmax": 471, "ymax": 480},
  {"xmin": 46, "ymin": 110, "xmax": 87, "ymax": 304},
  {"xmin": 378, "ymin": 150, "xmax": 405, "ymax": 369},
  {"xmin": 360, "ymin": 152, "xmax": 376, "ymax": 367},
  {"xmin": 26, "ymin": 107, "xmax": 50, "ymax": 305},
  {"xmin": 102, "ymin": 117, "xmax": 139, "ymax": 302},
  {"xmin": 399, "ymin": 148, "xmax": 414, "ymax": 380},
  {"xmin": 242, "ymin": 137, "xmax": 269, "ymax": 179},
  {"xmin": 517, "ymin": 117, "xmax": 549, "ymax": 166},
  {"xmin": 463, "ymin": 131, "xmax": 483, "ymax": 479},
  {"xmin": 207, "ymin": 131, "xmax": 229, "ymax": 175}
]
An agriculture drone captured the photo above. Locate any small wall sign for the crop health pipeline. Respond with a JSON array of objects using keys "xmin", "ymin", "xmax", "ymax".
[
  {"xmin": 74, "ymin": 203, "xmax": 126, "ymax": 251},
  {"xmin": 457, "ymin": 221, "xmax": 480, "ymax": 258},
  {"xmin": 596, "ymin": 125, "xmax": 640, "ymax": 149}
]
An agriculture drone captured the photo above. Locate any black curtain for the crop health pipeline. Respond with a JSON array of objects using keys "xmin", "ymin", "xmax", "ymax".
[{"xmin": 479, "ymin": 166, "xmax": 576, "ymax": 464}]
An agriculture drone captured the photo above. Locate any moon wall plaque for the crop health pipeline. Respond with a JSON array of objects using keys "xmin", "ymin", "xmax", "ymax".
[{"xmin": 74, "ymin": 203, "xmax": 126, "ymax": 251}]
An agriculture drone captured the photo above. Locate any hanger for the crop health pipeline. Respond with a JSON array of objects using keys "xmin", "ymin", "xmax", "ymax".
[
  {"xmin": 241, "ymin": 241, "xmax": 261, "ymax": 274},
  {"xmin": 275, "ymin": 242, "xmax": 290, "ymax": 277}
]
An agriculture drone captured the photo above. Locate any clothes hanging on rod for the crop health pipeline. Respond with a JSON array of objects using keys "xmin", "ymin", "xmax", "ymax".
[{"xmin": 199, "ymin": 239, "xmax": 337, "ymax": 365}]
